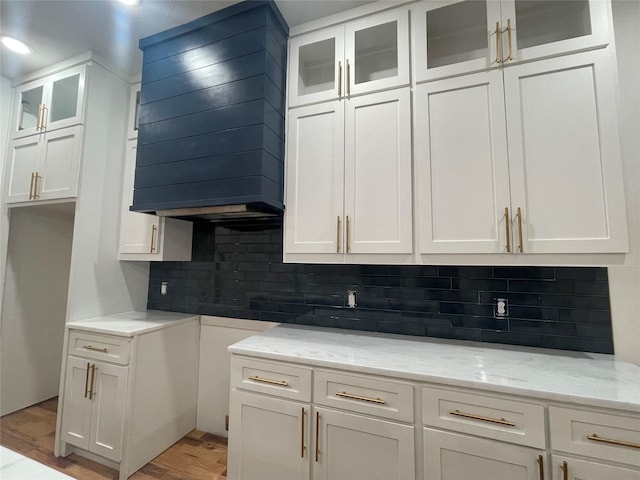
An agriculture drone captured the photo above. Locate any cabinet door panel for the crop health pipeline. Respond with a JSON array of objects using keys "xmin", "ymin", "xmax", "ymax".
[
  {"xmin": 500, "ymin": 0, "xmax": 610, "ymax": 64},
  {"xmin": 89, "ymin": 362, "xmax": 128, "ymax": 462},
  {"xmin": 424, "ymin": 428, "xmax": 544, "ymax": 480},
  {"xmin": 345, "ymin": 9, "xmax": 410, "ymax": 96},
  {"xmin": 314, "ymin": 407, "xmax": 415, "ymax": 480},
  {"xmin": 39, "ymin": 126, "xmax": 83, "ymax": 200},
  {"xmin": 60, "ymin": 357, "xmax": 93, "ymax": 451},
  {"xmin": 228, "ymin": 390, "xmax": 310, "ymax": 480},
  {"xmin": 552, "ymin": 456, "xmax": 640, "ymax": 480},
  {"xmin": 412, "ymin": 0, "xmax": 502, "ymax": 82},
  {"xmin": 285, "ymin": 101, "xmax": 344, "ymax": 256},
  {"xmin": 14, "ymin": 83, "xmax": 44, "ymax": 138},
  {"xmin": 288, "ymin": 26, "xmax": 344, "ymax": 108},
  {"xmin": 415, "ymin": 71, "xmax": 510, "ymax": 254},
  {"xmin": 4, "ymin": 136, "xmax": 41, "ymax": 203},
  {"xmin": 505, "ymin": 49, "xmax": 628, "ymax": 253},
  {"xmin": 345, "ymin": 88, "xmax": 412, "ymax": 254}
]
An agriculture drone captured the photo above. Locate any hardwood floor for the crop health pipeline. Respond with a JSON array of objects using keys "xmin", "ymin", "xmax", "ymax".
[{"xmin": 0, "ymin": 398, "xmax": 228, "ymax": 479}]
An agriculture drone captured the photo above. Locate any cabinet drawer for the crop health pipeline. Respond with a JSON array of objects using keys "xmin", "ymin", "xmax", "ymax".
[
  {"xmin": 422, "ymin": 386, "xmax": 545, "ymax": 448},
  {"xmin": 549, "ymin": 406, "xmax": 640, "ymax": 467},
  {"xmin": 231, "ymin": 356, "xmax": 312, "ymax": 402},
  {"xmin": 68, "ymin": 331, "xmax": 130, "ymax": 365},
  {"xmin": 314, "ymin": 370, "xmax": 413, "ymax": 422}
]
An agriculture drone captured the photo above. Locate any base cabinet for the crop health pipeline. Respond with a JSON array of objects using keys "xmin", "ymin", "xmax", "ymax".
[
  {"xmin": 551, "ymin": 456, "xmax": 640, "ymax": 480},
  {"xmin": 60, "ymin": 356, "xmax": 127, "ymax": 462},
  {"xmin": 315, "ymin": 407, "xmax": 414, "ymax": 480},
  {"xmin": 228, "ymin": 390, "xmax": 310, "ymax": 480},
  {"xmin": 424, "ymin": 428, "xmax": 546, "ymax": 480},
  {"xmin": 56, "ymin": 316, "xmax": 199, "ymax": 480}
]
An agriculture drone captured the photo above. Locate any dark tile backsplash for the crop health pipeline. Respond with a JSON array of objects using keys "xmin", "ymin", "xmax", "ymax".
[{"xmin": 148, "ymin": 219, "xmax": 614, "ymax": 354}]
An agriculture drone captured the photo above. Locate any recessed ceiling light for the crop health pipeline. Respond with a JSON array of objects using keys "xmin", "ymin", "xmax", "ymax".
[
  {"xmin": 1, "ymin": 36, "xmax": 33, "ymax": 54},
  {"xmin": 118, "ymin": 0, "xmax": 139, "ymax": 6}
]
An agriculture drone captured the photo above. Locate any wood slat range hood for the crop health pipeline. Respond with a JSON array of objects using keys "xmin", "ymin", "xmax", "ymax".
[{"xmin": 131, "ymin": 0, "xmax": 288, "ymax": 221}]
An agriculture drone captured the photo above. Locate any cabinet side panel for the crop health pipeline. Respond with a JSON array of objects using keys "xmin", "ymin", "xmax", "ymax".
[{"xmin": 127, "ymin": 320, "xmax": 199, "ymax": 475}]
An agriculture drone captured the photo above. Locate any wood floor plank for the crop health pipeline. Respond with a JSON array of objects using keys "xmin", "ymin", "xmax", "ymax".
[{"xmin": 1, "ymin": 397, "xmax": 228, "ymax": 479}]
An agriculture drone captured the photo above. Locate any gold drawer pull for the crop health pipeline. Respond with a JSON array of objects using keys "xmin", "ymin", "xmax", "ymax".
[
  {"xmin": 335, "ymin": 391, "xmax": 385, "ymax": 405},
  {"xmin": 82, "ymin": 345, "xmax": 109, "ymax": 353},
  {"xmin": 449, "ymin": 409, "xmax": 516, "ymax": 426},
  {"xmin": 248, "ymin": 375, "xmax": 288, "ymax": 387},
  {"xmin": 587, "ymin": 434, "xmax": 640, "ymax": 449}
]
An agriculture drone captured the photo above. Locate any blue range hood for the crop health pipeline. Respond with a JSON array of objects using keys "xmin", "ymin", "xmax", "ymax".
[{"xmin": 131, "ymin": 0, "xmax": 288, "ymax": 221}]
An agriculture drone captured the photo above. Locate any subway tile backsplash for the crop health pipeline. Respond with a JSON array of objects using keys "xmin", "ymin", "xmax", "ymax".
[{"xmin": 147, "ymin": 220, "xmax": 614, "ymax": 354}]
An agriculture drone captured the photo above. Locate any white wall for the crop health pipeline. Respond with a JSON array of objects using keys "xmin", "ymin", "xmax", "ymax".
[
  {"xmin": 0, "ymin": 203, "xmax": 75, "ymax": 415},
  {"xmin": 0, "ymin": 75, "xmax": 11, "ymax": 193},
  {"xmin": 197, "ymin": 316, "xmax": 278, "ymax": 436},
  {"xmin": 610, "ymin": 0, "xmax": 640, "ymax": 365}
]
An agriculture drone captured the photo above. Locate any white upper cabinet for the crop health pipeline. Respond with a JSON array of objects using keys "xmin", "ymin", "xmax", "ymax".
[
  {"xmin": 412, "ymin": 0, "xmax": 611, "ymax": 82},
  {"xmin": 288, "ymin": 8, "xmax": 409, "ymax": 107},
  {"xmin": 12, "ymin": 64, "xmax": 86, "ymax": 139}
]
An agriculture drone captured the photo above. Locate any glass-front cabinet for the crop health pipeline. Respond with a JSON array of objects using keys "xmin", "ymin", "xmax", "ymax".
[
  {"xmin": 412, "ymin": 0, "xmax": 610, "ymax": 82},
  {"xmin": 12, "ymin": 64, "xmax": 86, "ymax": 138},
  {"xmin": 288, "ymin": 8, "xmax": 409, "ymax": 107}
]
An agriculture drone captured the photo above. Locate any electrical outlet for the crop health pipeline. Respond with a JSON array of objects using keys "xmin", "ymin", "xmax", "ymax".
[
  {"xmin": 494, "ymin": 298, "xmax": 508, "ymax": 318},
  {"xmin": 347, "ymin": 290, "xmax": 357, "ymax": 308}
]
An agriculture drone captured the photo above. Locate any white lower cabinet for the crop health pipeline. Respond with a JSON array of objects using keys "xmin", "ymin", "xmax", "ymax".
[
  {"xmin": 61, "ymin": 356, "xmax": 127, "ymax": 462},
  {"xmin": 424, "ymin": 428, "xmax": 546, "ymax": 480},
  {"xmin": 315, "ymin": 407, "xmax": 414, "ymax": 480},
  {"xmin": 56, "ymin": 317, "xmax": 199, "ymax": 480},
  {"xmin": 228, "ymin": 352, "xmax": 639, "ymax": 480},
  {"xmin": 551, "ymin": 456, "xmax": 640, "ymax": 480},
  {"xmin": 228, "ymin": 390, "xmax": 310, "ymax": 480},
  {"xmin": 228, "ymin": 357, "xmax": 415, "ymax": 480}
]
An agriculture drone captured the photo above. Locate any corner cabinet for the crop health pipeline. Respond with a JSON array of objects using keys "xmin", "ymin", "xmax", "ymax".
[
  {"xmin": 56, "ymin": 314, "xmax": 200, "ymax": 480},
  {"xmin": 118, "ymin": 84, "xmax": 192, "ymax": 261}
]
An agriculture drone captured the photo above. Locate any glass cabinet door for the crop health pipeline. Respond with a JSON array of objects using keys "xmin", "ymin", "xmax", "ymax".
[
  {"xmin": 501, "ymin": 0, "xmax": 610, "ymax": 63},
  {"xmin": 412, "ymin": 0, "xmax": 502, "ymax": 82},
  {"xmin": 288, "ymin": 26, "xmax": 344, "ymax": 108},
  {"xmin": 11, "ymin": 64, "xmax": 86, "ymax": 139},
  {"xmin": 345, "ymin": 8, "xmax": 410, "ymax": 97}
]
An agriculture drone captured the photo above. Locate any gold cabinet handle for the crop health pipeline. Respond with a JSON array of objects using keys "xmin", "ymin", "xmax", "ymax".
[
  {"xmin": 537, "ymin": 455, "xmax": 545, "ymax": 480},
  {"xmin": 335, "ymin": 391, "xmax": 385, "ymax": 405},
  {"xmin": 89, "ymin": 364, "xmax": 97, "ymax": 400},
  {"xmin": 504, "ymin": 207, "xmax": 511, "ymax": 253},
  {"xmin": 150, "ymin": 224, "xmax": 158, "ymax": 253},
  {"xmin": 83, "ymin": 345, "xmax": 108, "ymax": 353},
  {"xmin": 315, "ymin": 411, "xmax": 320, "ymax": 462},
  {"xmin": 29, "ymin": 172, "xmax": 35, "ymax": 200},
  {"xmin": 32, "ymin": 172, "xmax": 41, "ymax": 199},
  {"xmin": 449, "ymin": 409, "xmax": 516, "ymax": 426},
  {"xmin": 504, "ymin": 18, "xmax": 513, "ymax": 61},
  {"xmin": 346, "ymin": 215, "xmax": 350, "ymax": 253},
  {"xmin": 561, "ymin": 461, "xmax": 568, "ymax": 480},
  {"xmin": 84, "ymin": 362, "xmax": 91, "ymax": 399},
  {"xmin": 300, "ymin": 407, "xmax": 306, "ymax": 458},
  {"xmin": 587, "ymin": 434, "xmax": 640, "ymax": 449},
  {"xmin": 495, "ymin": 22, "xmax": 501, "ymax": 64},
  {"xmin": 516, "ymin": 207, "xmax": 524, "ymax": 253},
  {"xmin": 346, "ymin": 59, "xmax": 351, "ymax": 96},
  {"xmin": 36, "ymin": 104, "xmax": 44, "ymax": 130},
  {"xmin": 336, "ymin": 216, "xmax": 341, "ymax": 253},
  {"xmin": 248, "ymin": 375, "xmax": 288, "ymax": 387},
  {"xmin": 338, "ymin": 61, "xmax": 342, "ymax": 98},
  {"xmin": 41, "ymin": 104, "xmax": 48, "ymax": 129}
]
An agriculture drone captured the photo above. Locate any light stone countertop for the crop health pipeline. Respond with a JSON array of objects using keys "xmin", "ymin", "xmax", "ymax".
[
  {"xmin": 228, "ymin": 324, "xmax": 640, "ymax": 412},
  {"xmin": 66, "ymin": 310, "xmax": 199, "ymax": 337}
]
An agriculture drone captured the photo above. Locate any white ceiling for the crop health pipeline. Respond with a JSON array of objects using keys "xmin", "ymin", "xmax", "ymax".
[{"xmin": 0, "ymin": 0, "xmax": 380, "ymax": 81}]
